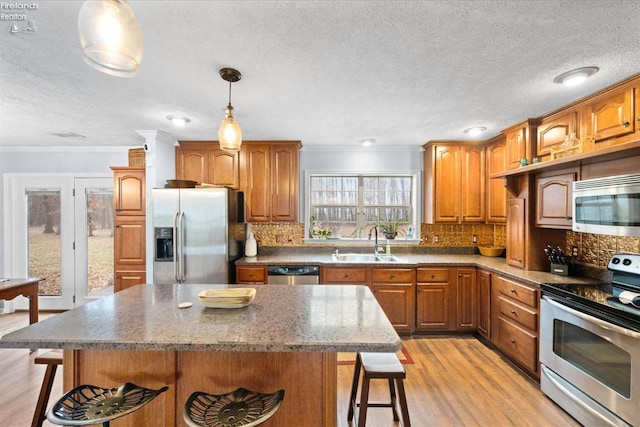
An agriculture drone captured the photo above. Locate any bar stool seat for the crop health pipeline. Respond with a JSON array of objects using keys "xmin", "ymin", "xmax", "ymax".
[
  {"xmin": 32, "ymin": 350, "xmax": 63, "ymax": 427},
  {"xmin": 46, "ymin": 382, "xmax": 168, "ymax": 426},
  {"xmin": 183, "ymin": 387, "xmax": 285, "ymax": 427},
  {"xmin": 348, "ymin": 352, "xmax": 411, "ymax": 427}
]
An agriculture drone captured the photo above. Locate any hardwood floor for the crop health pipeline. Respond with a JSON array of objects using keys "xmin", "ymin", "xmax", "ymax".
[{"xmin": 0, "ymin": 312, "xmax": 579, "ymax": 427}]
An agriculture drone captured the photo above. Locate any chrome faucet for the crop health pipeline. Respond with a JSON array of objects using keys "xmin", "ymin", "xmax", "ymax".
[{"xmin": 369, "ymin": 225, "xmax": 384, "ymax": 255}]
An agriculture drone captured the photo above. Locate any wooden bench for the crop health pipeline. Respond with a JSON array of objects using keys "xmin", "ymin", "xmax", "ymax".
[
  {"xmin": 31, "ymin": 350, "xmax": 62, "ymax": 427},
  {"xmin": 348, "ymin": 352, "xmax": 411, "ymax": 427}
]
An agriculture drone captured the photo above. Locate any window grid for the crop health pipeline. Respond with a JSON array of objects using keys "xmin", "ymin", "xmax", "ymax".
[{"xmin": 309, "ymin": 174, "xmax": 414, "ymax": 239}]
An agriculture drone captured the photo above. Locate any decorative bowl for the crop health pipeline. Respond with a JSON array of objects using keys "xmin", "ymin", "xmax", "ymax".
[
  {"xmin": 478, "ymin": 246, "xmax": 505, "ymax": 257},
  {"xmin": 198, "ymin": 288, "xmax": 256, "ymax": 309},
  {"xmin": 166, "ymin": 179, "xmax": 197, "ymax": 188}
]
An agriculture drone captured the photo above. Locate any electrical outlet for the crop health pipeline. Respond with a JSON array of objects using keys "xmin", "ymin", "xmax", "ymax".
[
  {"xmin": 572, "ymin": 246, "xmax": 578, "ymax": 256},
  {"xmin": 472, "ymin": 234, "xmax": 477, "ymax": 243},
  {"xmin": 434, "ymin": 235, "xmax": 439, "ymax": 243}
]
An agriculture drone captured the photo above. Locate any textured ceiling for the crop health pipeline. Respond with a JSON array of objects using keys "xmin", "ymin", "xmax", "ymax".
[{"xmin": 1, "ymin": 1, "xmax": 639, "ymax": 150}]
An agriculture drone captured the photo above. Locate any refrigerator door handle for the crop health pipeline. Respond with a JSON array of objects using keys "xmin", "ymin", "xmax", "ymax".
[
  {"xmin": 177, "ymin": 210, "xmax": 186, "ymax": 283},
  {"xmin": 173, "ymin": 211, "xmax": 181, "ymax": 283}
]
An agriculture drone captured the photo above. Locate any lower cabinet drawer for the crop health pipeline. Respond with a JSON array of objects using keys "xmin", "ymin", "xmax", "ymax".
[
  {"xmin": 497, "ymin": 317, "xmax": 538, "ymax": 374},
  {"xmin": 497, "ymin": 296, "xmax": 538, "ymax": 331},
  {"xmin": 324, "ymin": 268, "xmax": 367, "ymax": 283}
]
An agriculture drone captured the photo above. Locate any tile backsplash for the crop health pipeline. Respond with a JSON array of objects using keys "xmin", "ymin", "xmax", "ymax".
[
  {"xmin": 249, "ymin": 222, "xmax": 640, "ymax": 270},
  {"xmin": 250, "ymin": 223, "xmax": 505, "ymax": 248},
  {"xmin": 567, "ymin": 231, "xmax": 640, "ymax": 268}
]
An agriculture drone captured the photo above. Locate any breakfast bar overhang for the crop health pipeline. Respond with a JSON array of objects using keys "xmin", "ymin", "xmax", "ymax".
[{"xmin": 0, "ymin": 284, "xmax": 401, "ymax": 426}]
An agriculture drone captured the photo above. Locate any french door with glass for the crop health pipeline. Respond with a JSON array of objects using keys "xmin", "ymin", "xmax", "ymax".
[{"xmin": 4, "ymin": 175, "xmax": 113, "ymax": 310}]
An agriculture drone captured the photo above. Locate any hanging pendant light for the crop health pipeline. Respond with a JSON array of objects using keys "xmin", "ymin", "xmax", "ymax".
[
  {"xmin": 78, "ymin": 0, "xmax": 143, "ymax": 77},
  {"xmin": 218, "ymin": 68, "xmax": 243, "ymax": 152}
]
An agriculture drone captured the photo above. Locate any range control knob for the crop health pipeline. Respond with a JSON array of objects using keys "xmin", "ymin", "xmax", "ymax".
[
  {"xmin": 623, "ymin": 258, "xmax": 632, "ymax": 266},
  {"xmin": 611, "ymin": 257, "xmax": 621, "ymax": 264}
]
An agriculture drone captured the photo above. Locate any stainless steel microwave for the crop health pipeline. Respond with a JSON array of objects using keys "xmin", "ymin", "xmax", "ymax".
[{"xmin": 573, "ymin": 173, "xmax": 640, "ymax": 237}]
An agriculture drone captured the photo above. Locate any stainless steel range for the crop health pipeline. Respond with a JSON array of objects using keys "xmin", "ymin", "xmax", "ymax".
[{"xmin": 540, "ymin": 253, "xmax": 640, "ymax": 427}]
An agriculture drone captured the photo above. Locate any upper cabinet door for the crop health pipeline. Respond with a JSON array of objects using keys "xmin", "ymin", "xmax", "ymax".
[
  {"xmin": 241, "ymin": 144, "xmax": 271, "ymax": 222},
  {"xmin": 505, "ymin": 126, "xmax": 527, "ymax": 170},
  {"xmin": 434, "ymin": 145, "xmax": 461, "ymax": 223},
  {"xmin": 176, "ymin": 149, "xmax": 208, "ymax": 185},
  {"xmin": 209, "ymin": 150, "xmax": 239, "ymax": 188},
  {"xmin": 591, "ymin": 87, "xmax": 635, "ymax": 143},
  {"xmin": 112, "ymin": 168, "xmax": 145, "ymax": 216},
  {"xmin": 536, "ymin": 111, "xmax": 578, "ymax": 158},
  {"xmin": 270, "ymin": 144, "xmax": 299, "ymax": 222},
  {"xmin": 486, "ymin": 140, "xmax": 507, "ymax": 223},
  {"xmin": 461, "ymin": 145, "xmax": 485, "ymax": 223}
]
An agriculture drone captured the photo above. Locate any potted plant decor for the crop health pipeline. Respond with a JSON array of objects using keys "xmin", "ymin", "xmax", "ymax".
[{"xmin": 377, "ymin": 216, "xmax": 407, "ymax": 240}]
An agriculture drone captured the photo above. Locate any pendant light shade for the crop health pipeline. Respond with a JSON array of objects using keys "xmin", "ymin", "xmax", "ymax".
[
  {"xmin": 78, "ymin": 0, "xmax": 143, "ymax": 77},
  {"xmin": 218, "ymin": 68, "xmax": 242, "ymax": 152}
]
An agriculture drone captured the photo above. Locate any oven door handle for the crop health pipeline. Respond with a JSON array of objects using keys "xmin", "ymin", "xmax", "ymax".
[{"xmin": 542, "ymin": 295, "xmax": 640, "ymax": 339}]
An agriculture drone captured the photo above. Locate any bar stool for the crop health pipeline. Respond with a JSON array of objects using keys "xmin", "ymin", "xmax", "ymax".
[
  {"xmin": 32, "ymin": 350, "xmax": 63, "ymax": 427},
  {"xmin": 46, "ymin": 382, "xmax": 168, "ymax": 426},
  {"xmin": 348, "ymin": 352, "xmax": 411, "ymax": 427},
  {"xmin": 183, "ymin": 387, "xmax": 285, "ymax": 427}
]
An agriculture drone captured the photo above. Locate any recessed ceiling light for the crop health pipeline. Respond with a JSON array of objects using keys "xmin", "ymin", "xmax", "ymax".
[
  {"xmin": 464, "ymin": 127, "xmax": 487, "ymax": 137},
  {"xmin": 553, "ymin": 67, "xmax": 599, "ymax": 86},
  {"xmin": 166, "ymin": 115, "xmax": 191, "ymax": 126},
  {"xmin": 361, "ymin": 138, "xmax": 376, "ymax": 147}
]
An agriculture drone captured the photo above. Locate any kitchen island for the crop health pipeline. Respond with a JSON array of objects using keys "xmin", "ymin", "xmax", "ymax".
[{"xmin": 0, "ymin": 284, "xmax": 400, "ymax": 427}]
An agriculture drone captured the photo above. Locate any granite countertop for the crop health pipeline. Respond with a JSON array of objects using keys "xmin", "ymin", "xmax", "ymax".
[
  {"xmin": 0, "ymin": 284, "xmax": 401, "ymax": 353},
  {"xmin": 237, "ymin": 253, "xmax": 602, "ymax": 287}
]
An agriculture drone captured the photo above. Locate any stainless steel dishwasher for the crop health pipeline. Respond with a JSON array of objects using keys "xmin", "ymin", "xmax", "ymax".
[{"xmin": 267, "ymin": 265, "xmax": 320, "ymax": 285}]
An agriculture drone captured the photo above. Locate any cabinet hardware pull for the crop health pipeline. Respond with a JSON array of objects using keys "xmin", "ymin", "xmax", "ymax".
[
  {"xmin": 622, "ymin": 120, "xmax": 630, "ymax": 127},
  {"xmin": 390, "ymin": 274, "xmax": 395, "ymax": 278},
  {"xmin": 637, "ymin": 116, "xmax": 640, "ymax": 122},
  {"xmin": 510, "ymin": 310, "xmax": 516, "ymax": 314},
  {"xmin": 566, "ymin": 216, "xmax": 572, "ymax": 220},
  {"xmin": 510, "ymin": 339, "xmax": 516, "ymax": 344},
  {"xmin": 510, "ymin": 289, "xmax": 516, "ymax": 293},
  {"xmin": 431, "ymin": 274, "xmax": 436, "ymax": 278}
]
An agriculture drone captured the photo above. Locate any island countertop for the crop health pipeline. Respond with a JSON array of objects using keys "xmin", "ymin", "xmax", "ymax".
[{"xmin": 0, "ymin": 283, "xmax": 401, "ymax": 353}]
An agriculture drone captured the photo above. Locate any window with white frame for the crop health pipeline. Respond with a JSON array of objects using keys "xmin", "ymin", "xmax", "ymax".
[{"xmin": 307, "ymin": 173, "xmax": 418, "ymax": 241}]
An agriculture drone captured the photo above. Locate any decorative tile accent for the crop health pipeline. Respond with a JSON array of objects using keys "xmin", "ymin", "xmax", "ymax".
[{"xmin": 618, "ymin": 236, "xmax": 640, "ymax": 253}]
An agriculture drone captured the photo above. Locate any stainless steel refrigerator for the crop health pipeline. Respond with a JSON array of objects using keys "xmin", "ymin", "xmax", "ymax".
[{"xmin": 152, "ymin": 187, "xmax": 243, "ymax": 284}]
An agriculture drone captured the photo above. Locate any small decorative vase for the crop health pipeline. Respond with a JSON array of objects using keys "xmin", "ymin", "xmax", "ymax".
[{"xmin": 245, "ymin": 232, "xmax": 257, "ymax": 257}]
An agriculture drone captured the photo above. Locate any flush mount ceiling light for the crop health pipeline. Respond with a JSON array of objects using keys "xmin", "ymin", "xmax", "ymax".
[
  {"xmin": 553, "ymin": 67, "xmax": 599, "ymax": 87},
  {"xmin": 78, "ymin": 0, "xmax": 143, "ymax": 77},
  {"xmin": 218, "ymin": 67, "xmax": 243, "ymax": 152},
  {"xmin": 361, "ymin": 138, "xmax": 376, "ymax": 147},
  {"xmin": 166, "ymin": 115, "xmax": 191, "ymax": 126},
  {"xmin": 464, "ymin": 127, "xmax": 487, "ymax": 137}
]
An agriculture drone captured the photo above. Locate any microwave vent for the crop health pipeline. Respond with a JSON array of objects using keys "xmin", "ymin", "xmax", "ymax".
[{"xmin": 574, "ymin": 173, "xmax": 640, "ymax": 190}]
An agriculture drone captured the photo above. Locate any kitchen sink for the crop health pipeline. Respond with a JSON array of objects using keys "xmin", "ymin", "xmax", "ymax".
[{"xmin": 331, "ymin": 253, "xmax": 403, "ymax": 263}]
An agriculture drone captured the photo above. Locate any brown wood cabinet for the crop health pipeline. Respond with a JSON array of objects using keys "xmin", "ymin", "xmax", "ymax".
[
  {"xmin": 175, "ymin": 141, "xmax": 239, "ymax": 188},
  {"xmin": 491, "ymin": 274, "xmax": 539, "ymax": 378},
  {"xmin": 423, "ymin": 142, "xmax": 485, "ymax": 223},
  {"xmin": 456, "ymin": 267, "xmax": 477, "ymax": 330},
  {"xmin": 503, "ymin": 121, "xmax": 536, "ymax": 170},
  {"xmin": 505, "ymin": 198, "xmax": 526, "ymax": 268},
  {"xmin": 415, "ymin": 267, "xmax": 476, "ymax": 332},
  {"xmin": 416, "ymin": 267, "xmax": 452, "ymax": 330},
  {"xmin": 476, "ymin": 269, "xmax": 491, "ymax": 339},
  {"xmin": 322, "ymin": 266, "xmax": 414, "ymax": 334},
  {"xmin": 111, "ymin": 167, "xmax": 146, "ymax": 292},
  {"xmin": 536, "ymin": 111, "xmax": 578, "ymax": 159},
  {"xmin": 240, "ymin": 141, "xmax": 300, "ymax": 222},
  {"xmin": 589, "ymin": 86, "xmax": 635, "ymax": 144},
  {"xmin": 236, "ymin": 265, "xmax": 267, "ymax": 284},
  {"xmin": 486, "ymin": 137, "xmax": 507, "ymax": 223},
  {"xmin": 535, "ymin": 167, "xmax": 579, "ymax": 229},
  {"xmin": 370, "ymin": 268, "xmax": 415, "ymax": 333}
]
